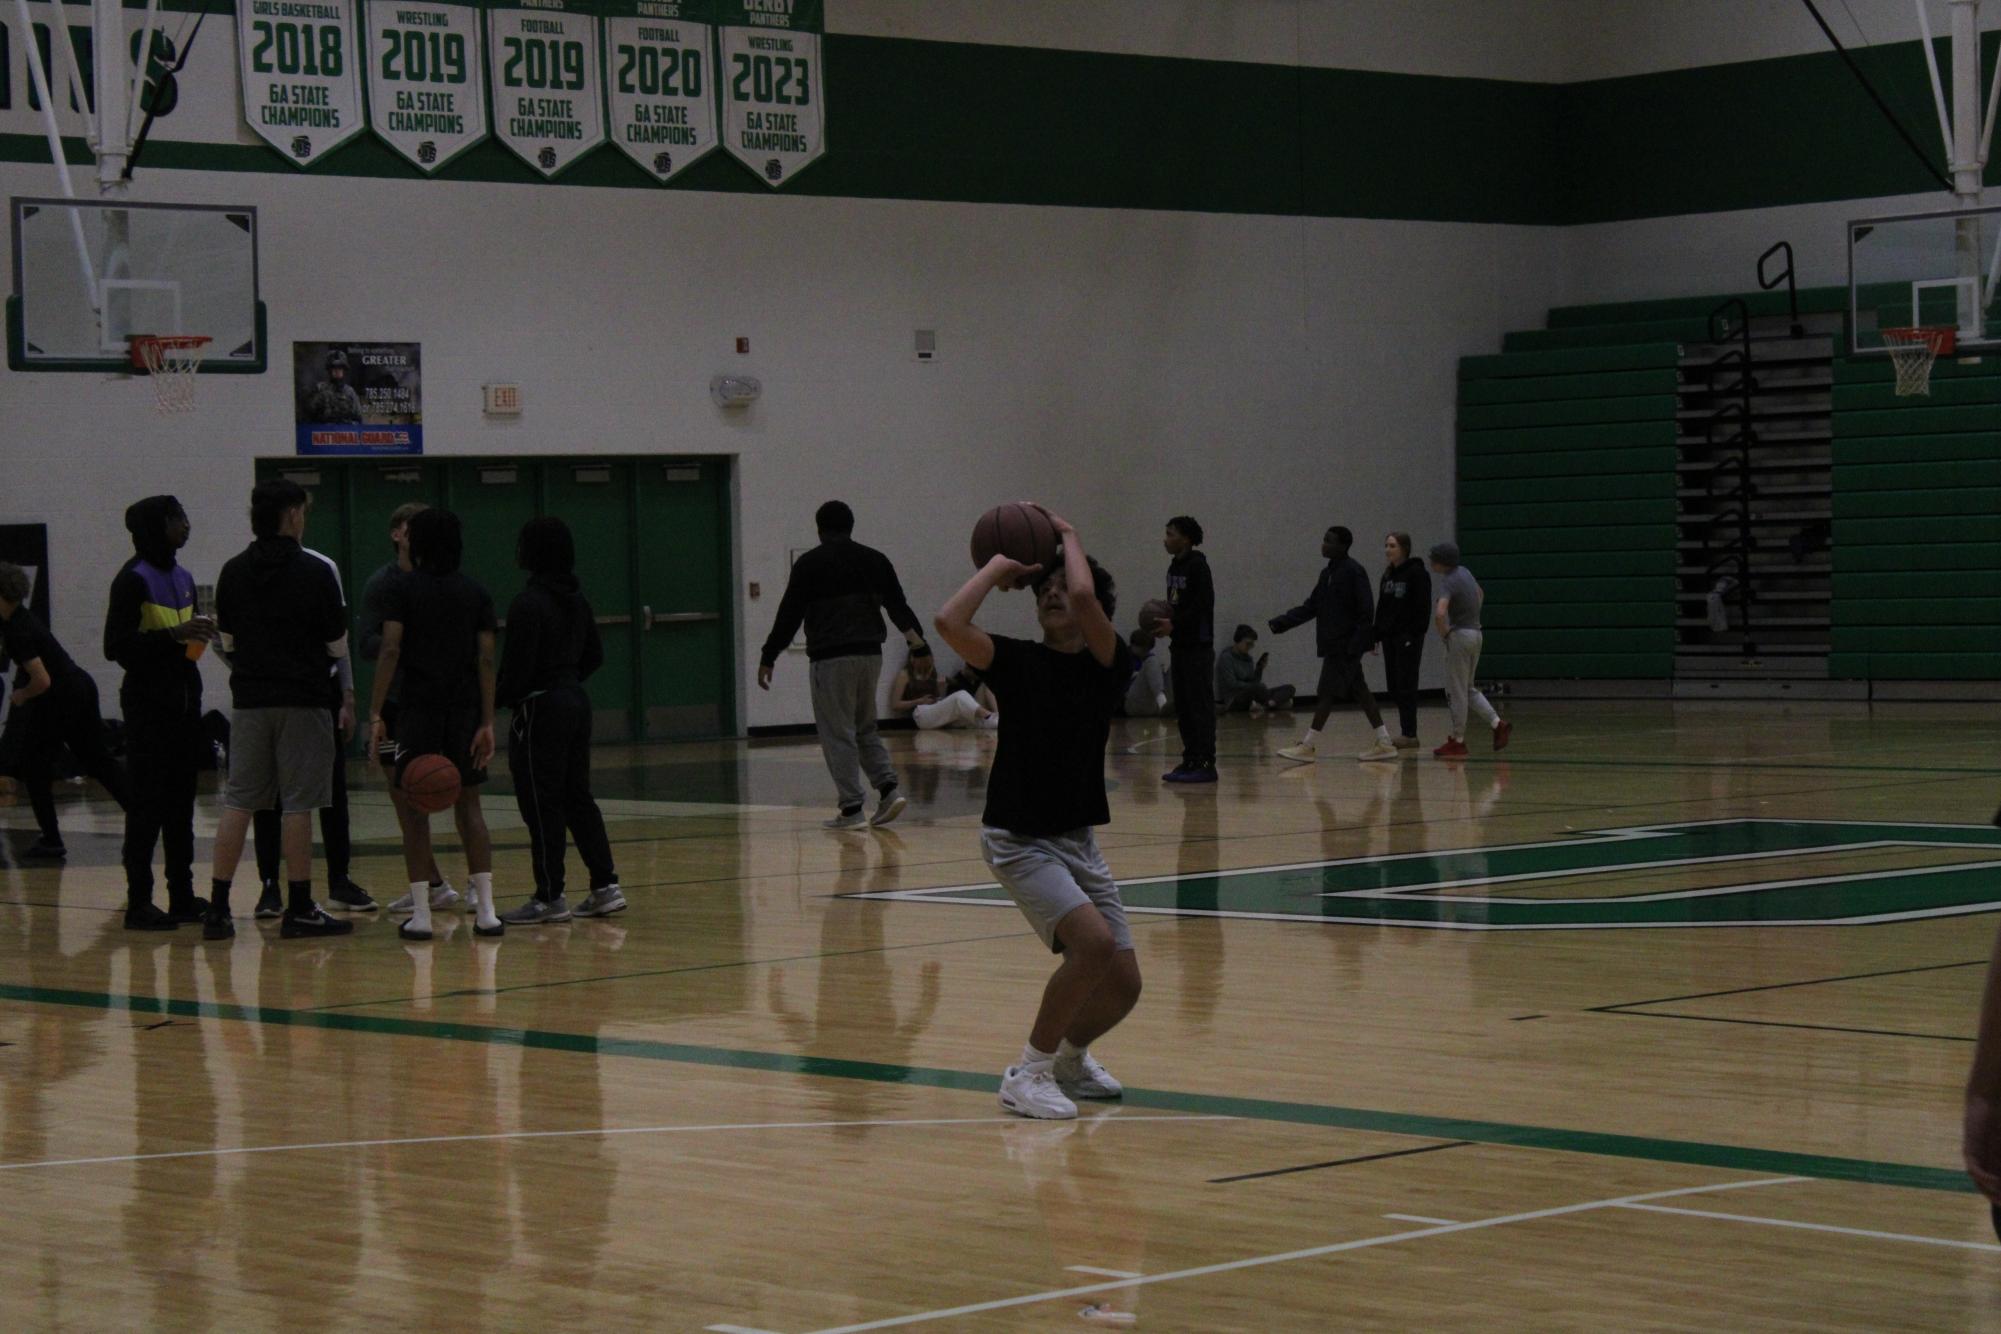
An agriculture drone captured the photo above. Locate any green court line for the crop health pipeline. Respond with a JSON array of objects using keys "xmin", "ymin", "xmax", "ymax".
[{"xmin": 0, "ymin": 982, "xmax": 1970, "ymax": 1196}]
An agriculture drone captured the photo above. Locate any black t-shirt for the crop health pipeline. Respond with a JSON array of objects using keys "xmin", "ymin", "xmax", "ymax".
[
  {"xmin": 380, "ymin": 570, "xmax": 497, "ymax": 711},
  {"xmin": 217, "ymin": 537, "xmax": 348, "ymax": 710},
  {"xmin": 980, "ymin": 634, "xmax": 1134, "ymax": 836},
  {"xmin": 3, "ymin": 607, "xmax": 79, "ymax": 693}
]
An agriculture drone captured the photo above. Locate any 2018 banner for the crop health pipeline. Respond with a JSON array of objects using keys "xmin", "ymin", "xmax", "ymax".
[
  {"xmin": 603, "ymin": 0, "xmax": 718, "ymax": 183},
  {"xmin": 717, "ymin": 0, "xmax": 822, "ymax": 187},
  {"xmin": 238, "ymin": 0, "xmax": 369, "ymax": 166},
  {"xmin": 487, "ymin": 0, "xmax": 606, "ymax": 177},
  {"xmin": 365, "ymin": 0, "xmax": 490, "ymax": 172}
]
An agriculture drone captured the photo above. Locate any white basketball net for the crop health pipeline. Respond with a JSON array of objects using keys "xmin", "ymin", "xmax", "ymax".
[
  {"xmin": 1883, "ymin": 327, "xmax": 1947, "ymax": 397},
  {"xmin": 135, "ymin": 335, "xmax": 210, "ymax": 414}
]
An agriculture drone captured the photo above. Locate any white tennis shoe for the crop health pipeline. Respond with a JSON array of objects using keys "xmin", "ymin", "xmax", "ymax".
[
  {"xmin": 999, "ymin": 1064, "xmax": 1078, "ymax": 1120},
  {"xmin": 1054, "ymin": 1051, "xmax": 1123, "ymax": 1100}
]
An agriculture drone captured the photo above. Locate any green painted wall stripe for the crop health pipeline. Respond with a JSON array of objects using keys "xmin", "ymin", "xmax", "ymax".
[
  {"xmin": 0, "ymin": 981, "xmax": 1971, "ymax": 1194},
  {"xmin": 1, "ymin": 28, "xmax": 1988, "ymax": 223}
]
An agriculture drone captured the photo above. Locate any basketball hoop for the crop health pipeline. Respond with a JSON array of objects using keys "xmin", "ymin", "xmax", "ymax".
[
  {"xmin": 129, "ymin": 334, "xmax": 210, "ymax": 414},
  {"xmin": 1882, "ymin": 326, "xmax": 1954, "ymax": 397}
]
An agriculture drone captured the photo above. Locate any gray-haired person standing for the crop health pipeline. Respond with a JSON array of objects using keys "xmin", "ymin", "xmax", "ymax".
[{"xmin": 1428, "ymin": 542, "xmax": 1511, "ymax": 758}]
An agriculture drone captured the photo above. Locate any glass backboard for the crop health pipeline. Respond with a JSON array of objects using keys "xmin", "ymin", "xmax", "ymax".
[
  {"xmin": 8, "ymin": 197, "xmax": 264, "ymax": 372},
  {"xmin": 1849, "ymin": 205, "xmax": 2001, "ymax": 356}
]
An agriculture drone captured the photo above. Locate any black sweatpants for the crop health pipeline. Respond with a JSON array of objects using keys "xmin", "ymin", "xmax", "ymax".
[
  {"xmin": 17, "ymin": 676, "xmax": 128, "ymax": 841},
  {"xmin": 1169, "ymin": 648, "xmax": 1217, "ymax": 767},
  {"xmin": 122, "ymin": 712, "xmax": 201, "ymax": 908},
  {"xmin": 1381, "ymin": 636, "xmax": 1424, "ymax": 739},
  {"xmin": 253, "ymin": 705, "xmax": 351, "ymax": 884},
  {"xmin": 509, "ymin": 685, "xmax": 615, "ymax": 900}
]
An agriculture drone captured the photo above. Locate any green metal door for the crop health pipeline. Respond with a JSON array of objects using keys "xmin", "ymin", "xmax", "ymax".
[
  {"xmin": 634, "ymin": 458, "xmax": 734, "ymax": 739},
  {"xmin": 542, "ymin": 460, "xmax": 638, "ymax": 742}
]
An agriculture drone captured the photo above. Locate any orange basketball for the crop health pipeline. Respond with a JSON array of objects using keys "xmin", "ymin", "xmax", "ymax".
[
  {"xmin": 970, "ymin": 503, "xmax": 1060, "ymax": 575},
  {"xmin": 401, "ymin": 753, "xmax": 461, "ymax": 814}
]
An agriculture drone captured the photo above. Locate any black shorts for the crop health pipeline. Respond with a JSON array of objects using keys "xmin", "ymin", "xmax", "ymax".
[
  {"xmin": 393, "ymin": 703, "xmax": 487, "ymax": 787},
  {"xmin": 374, "ymin": 699, "xmax": 402, "ymax": 769},
  {"xmin": 1315, "ymin": 654, "xmax": 1367, "ymax": 703}
]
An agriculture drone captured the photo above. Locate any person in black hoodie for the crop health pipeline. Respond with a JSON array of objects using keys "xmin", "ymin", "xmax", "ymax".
[
  {"xmin": 0, "ymin": 564, "xmax": 131, "ymax": 859},
  {"xmin": 1268, "ymin": 525, "xmax": 1398, "ymax": 764},
  {"xmin": 202, "ymin": 479, "xmax": 353, "ymax": 942},
  {"xmin": 1156, "ymin": 515, "xmax": 1217, "ymax": 783},
  {"xmin": 1373, "ymin": 531, "xmax": 1432, "ymax": 750},
  {"xmin": 496, "ymin": 517, "xmax": 623, "ymax": 925},
  {"xmin": 104, "ymin": 495, "xmax": 215, "ymax": 928}
]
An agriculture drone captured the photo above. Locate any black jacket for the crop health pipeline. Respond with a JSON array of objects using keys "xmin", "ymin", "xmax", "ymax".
[
  {"xmin": 759, "ymin": 537, "xmax": 920, "ymax": 666},
  {"xmin": 1166, "ymin": 550, "xmax": 1214, "ymax": 652},
  {"xmin": 497, "ymin": 573, "xmax": 603, "ymax": 708},
  {"xmin": 1270, "ymin": 555, "xmax": 1375, "ymax": 659},
  {"xmin": 215, "ymin": 536, "xmax": 347, "ymax": 709},
  {"xmin": 1374, "ymin": 558, "xmax": 1433, "ymax": 646},
  {"xmin": 104, "ymin": 498, "xmax": 205, "ymax": 723}
]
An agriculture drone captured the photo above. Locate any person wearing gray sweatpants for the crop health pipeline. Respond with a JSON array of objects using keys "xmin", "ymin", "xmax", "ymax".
[
  {"xmin": 758, "ymin": 501, "xmax": 927, "ymax": 829},
  {"xmin": 1428, "ymin": 542, "xmax": 1511, "ymax": 759}
]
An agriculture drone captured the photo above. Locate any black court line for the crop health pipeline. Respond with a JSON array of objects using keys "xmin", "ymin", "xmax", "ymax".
[
  {"xmin": 1209, "ymin": 1140, "xmax": 1473, "ymax": 1184},
  {"xmin": 1588, "ymin": 958, "xmax": 1988, "ymax": 1014},
  {"xmin": 1599, "ymin": 1009, "xmax": 1974, "ymax": 1044}
]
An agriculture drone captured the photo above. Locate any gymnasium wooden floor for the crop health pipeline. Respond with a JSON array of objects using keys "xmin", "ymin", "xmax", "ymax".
[{"xmin": 3, "ymin": 698, "xmax": 1999, "ymax": 1330}]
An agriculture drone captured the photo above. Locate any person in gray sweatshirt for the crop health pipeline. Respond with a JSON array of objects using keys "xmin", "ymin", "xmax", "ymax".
[{"xmin": 1215, "ymin": 625, "xmax": 1295, "ymax": 714}]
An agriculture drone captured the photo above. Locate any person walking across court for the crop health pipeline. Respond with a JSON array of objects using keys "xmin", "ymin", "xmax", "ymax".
[
  {"xmin": 757, "ymin": 501, "xmax": 925, "ymax": 829},
  {"xmin": 1269, "ymin": 526, "xmax": 1399, "ymax": 763},
  {"xmin": 497, "ymin": 517, "xmax": 625, "ymax": 925},
  {"xmin": 201, "ymin": 479, "xmax": 354, "ymax": 941},
  {"xmin": 104, "ymin": 495, "xmax": 213, "ymax": 928},
  {"xmin": 933, "ymin": 507, "xmax": 1138, "ymax": 1121},
  {"xmin": 1374, "ymin": 532, "xmax": 1432, "ymax": 749},
  {"xmin": 0, "ymin": 563, "xmax": 131, "ymax": 860},
  {"xmin": 1156, "ymin": 515, "xmax": 1216, "ymax": 783},
  {"xmin": 1430, "ymin": 542, "xmax": 1511, "ymax": 758}
]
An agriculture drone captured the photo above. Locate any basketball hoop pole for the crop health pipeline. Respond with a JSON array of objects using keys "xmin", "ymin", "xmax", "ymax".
[
  {"xmin": 93, "ymin": 0, "xmax": 136, "ymax": 194},
  {"xmin": 8, "ymin": 0, "xmax": 97, "ymax": 310},
  {"xmin": 1918, "ymin": 0, "xmax": 1999, "ymax": 337}
]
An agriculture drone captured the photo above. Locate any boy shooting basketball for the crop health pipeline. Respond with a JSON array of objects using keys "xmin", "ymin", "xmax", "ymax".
[{"xmin": 933, "ymin": 507, "xmax": 1138, "ymax": 1121}]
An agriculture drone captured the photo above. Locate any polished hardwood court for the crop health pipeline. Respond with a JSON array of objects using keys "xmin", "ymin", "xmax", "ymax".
[{"xmin": 3, "ymin": 699, "xmax": 1999, "ymax": 1330}]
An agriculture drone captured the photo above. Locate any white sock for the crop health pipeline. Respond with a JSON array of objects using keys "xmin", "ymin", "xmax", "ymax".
[
  {"xmin": 470, "ymin": 871, "xmax": 499, "ymax": 929},
  {"xmin": 1019, "ymin": 1042, "xmax": 1057, "ymax": 1071},
  {"xmin": 1374, "ymin": 725, "xmax": 1391, "ymax": 743},
  {"xmin": 1303, "ymin": 727, "xmax": 1321, "ymax": 746},
  {"xmin": 1491, "ymin": 716, "xmax": 1504, "ymax": 730},
  {"xmin": 1056, "ymin": 1039, "xmax": 1087, "ymax": 1068},
  {"xmin": 406, "ymin": 881, "xmax": 432, "ymax": 934}
]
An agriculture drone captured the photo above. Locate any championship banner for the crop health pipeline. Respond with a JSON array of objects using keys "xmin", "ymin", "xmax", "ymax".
[
  {"xmin": 603, "ymin": 0, "xmax": 718, "ymax": 183},
  {"xmin": 717, "ymin": 0, "xmax": 823, "ymax": 187},
  {"xmin": 486, "ymin": 0, "xmax": 606, "ymax": 177},
  {"xmin": 238, "ymin": 0, "xmax": 369, "ymax": 166},
  {"xmin": 293, "ymin": 341, "xmax": 424, "ymax": 455},
  {"xmin": 365, "ymin": 0, "xmax": 490, "ymax": 172}
]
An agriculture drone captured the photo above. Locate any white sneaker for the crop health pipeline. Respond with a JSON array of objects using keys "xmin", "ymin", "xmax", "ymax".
[
  {"xmin": 1054, "ymin": 1051, "xmax": 1123, "ymax": 1100},
  {"xmin": 1276, "ymin": 742, "xmax": 1318, "ymax": 764},
  {"xmin": 823, "ymin": 810, "xmax": 868, "ymax": 830},
  {"xmin": 388, "ymin": 883, "xmax": 461, "ymax": 915},
  {"xmin": 998, "ymin": 1064, "xmax": 1078, "ymax": 1120},
  {"xmin": 1358, "ymin": 740, "xmax": 1400, "ymax": 761}
]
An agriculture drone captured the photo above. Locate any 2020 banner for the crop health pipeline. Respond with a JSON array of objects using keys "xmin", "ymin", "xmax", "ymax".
[{"xmin": 603, "ymin": 0, "xmax": 718, "ymax": 183}]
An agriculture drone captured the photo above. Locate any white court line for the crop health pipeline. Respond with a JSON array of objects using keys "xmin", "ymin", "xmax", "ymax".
[
  {"xmin": 0, "ymin": 1113, "xmax": 1234, "ymax": 1172},
  {"xmin": 1615, "ymin": 1201, "xmax": 2001, "ymax": 1253},
  {"xmin": 708, "ymin": 1326, "xmax": 784, "ymax": 1334},
  {"xmin": 790, "ymin": 1177, "xmax": 1804, "ymax": 1333},
  {"xmin": 1383, "ymin": 1213, "xmax": 1458, "ymax": 1225},
  {"xmin": 1065, "ymin": 1266, "xmax": 1143, "ymax": 1279}
]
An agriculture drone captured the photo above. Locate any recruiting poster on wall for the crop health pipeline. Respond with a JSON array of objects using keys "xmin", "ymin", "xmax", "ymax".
[
  {"xmin": 718, "ymin": 0, "xmax": 823, "ymax": 187},
  {"xmin": 487, "ymin": 0, "xmax": 607, "ymax": 177},
  {"xmin": 364, "ymin": 0, "xmax": 490, "ymax": 171},
  {"xmin": 603, "ymin": 0, "xmax": 718, "ymax": 183},
  {"xmin": 293, "ymin": 342, "xmax": 424, "ymax": 455},
  {"xmin": 237, "ymin": 0, "xmax": 369, "ymax": 166}
]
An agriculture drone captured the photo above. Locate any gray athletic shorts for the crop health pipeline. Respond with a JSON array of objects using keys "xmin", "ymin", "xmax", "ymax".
[
  {"xmin": 981, "ymin": 826, "xmax": 1134, "ymax": 955},
  {"xmin": 224, "ymin": 706, "xmax": 335, "ymax": 814}
]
